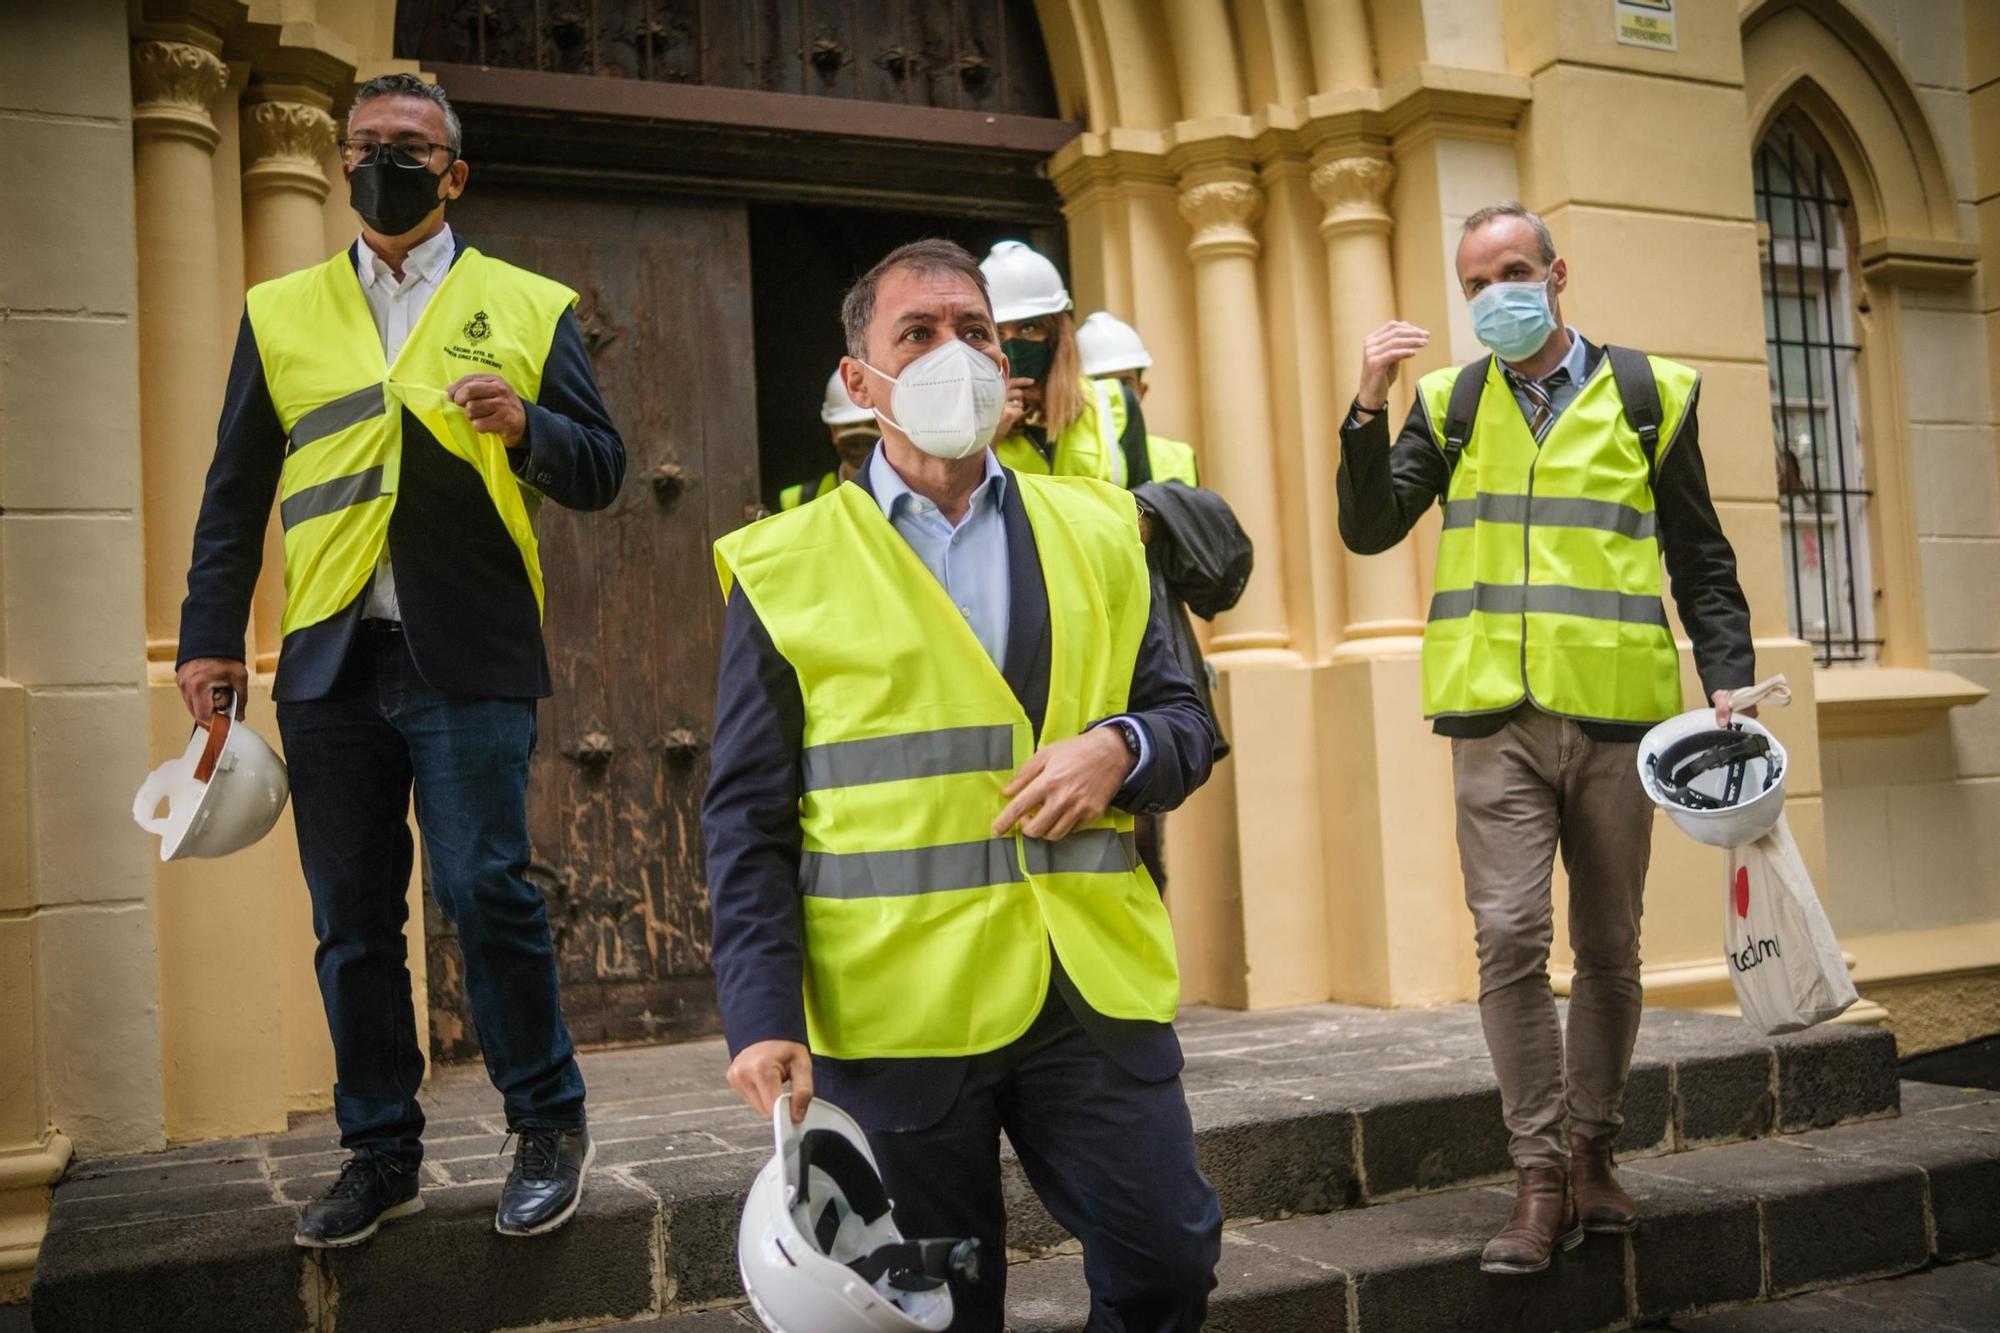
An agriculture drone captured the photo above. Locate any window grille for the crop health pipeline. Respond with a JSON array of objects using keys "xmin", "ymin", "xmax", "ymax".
[{"xmin": 1755, "ymin": 119, "xmax": 1878, "ymax": 664}]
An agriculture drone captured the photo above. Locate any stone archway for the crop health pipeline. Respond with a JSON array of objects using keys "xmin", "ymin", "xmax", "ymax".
[{"xmin": 1741, "ymin": 0, "xmax": 1962, "ymax": 252}]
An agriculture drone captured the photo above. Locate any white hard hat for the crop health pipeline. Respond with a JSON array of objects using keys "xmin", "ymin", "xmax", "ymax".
[
  {"xmin": 1638, "ymin": 710, "xmax": 1787, "ymax": 849},
  {"xmin": 738, "ymin": 1096, "xmax": 978, "ymax": 1333},
  {"xmin": 980, "ymin": 240, "xmax": 1070, "ymax": 324},
  {"xmin": 822, "ymin": 368, "xmax": 874, "ymax": 427},
  {"xmin": 133, "ymin": 693, "xmax": 289, "ymax": 860},
  {"xmin": 1076, "ymin": 311, "xmax": 1153, "ymax": 377}
]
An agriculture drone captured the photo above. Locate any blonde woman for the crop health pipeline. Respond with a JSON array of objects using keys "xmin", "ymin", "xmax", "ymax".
[{"xmin": 981, "ymin": 241, "xmax": 1150, "ymax": 487}]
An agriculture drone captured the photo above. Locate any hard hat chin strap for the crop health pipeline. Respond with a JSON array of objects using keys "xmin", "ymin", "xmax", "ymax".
[
  {"xmin": 848, "ymin": 1236, "xmax": 984, "ymax": 1292},
  {"xmin": 793, "ymin": 1128, "xmax": 984, "ymax": 1291},
  {"xmin": 1651, "ymin": 731, "xmax": 1775, "ymax": 810}
]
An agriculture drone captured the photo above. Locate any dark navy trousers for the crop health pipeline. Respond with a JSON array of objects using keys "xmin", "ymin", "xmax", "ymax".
[
  {"xmin": 866, "ymin": 991, "xmax": 1221, "ymax": 1333},
  {"xmin": 276, "ymin": 625, "xmax": 585, "ymax": 1168}
]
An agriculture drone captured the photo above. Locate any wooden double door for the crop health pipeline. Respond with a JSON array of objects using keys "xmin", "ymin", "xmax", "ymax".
[{"xmin": 424, "ymin": 187, "xmax": 759, "ymax": 1057}]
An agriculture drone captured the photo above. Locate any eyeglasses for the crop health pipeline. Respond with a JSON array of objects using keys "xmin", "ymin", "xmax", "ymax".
[{"xmin": 337, "ymin": 138, "xmax": 456, "ymax": 170}]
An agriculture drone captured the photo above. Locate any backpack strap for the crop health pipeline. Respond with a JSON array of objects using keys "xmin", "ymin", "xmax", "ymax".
[
  {"xmin": 1604, "ymin": 344, "xmax": 1663, "ymax": 486},
  {"xmin": 1440, "ymin": 354, "xmax": 1491, "ymax": 465}
]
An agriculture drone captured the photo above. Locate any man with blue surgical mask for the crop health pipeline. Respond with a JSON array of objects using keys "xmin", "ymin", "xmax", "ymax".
[
  {"xmin": 1336, "ymin": 204, "xmax": 1753, "ymax": 1277},
  {"xmin": 702, "ymin": 239, "xmax": 1223, "ymax": 1330}
]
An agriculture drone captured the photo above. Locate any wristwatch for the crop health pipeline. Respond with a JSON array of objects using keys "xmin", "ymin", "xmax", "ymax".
[{"xmin": 1109, "ymin": 718, "xmax": 1144, "ymax": 765}]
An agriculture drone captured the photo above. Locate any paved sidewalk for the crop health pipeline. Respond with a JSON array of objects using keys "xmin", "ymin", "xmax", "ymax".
[
  {"xmin": 52, "ymin": 1002, "xmax": 1507, "ymax": 1215},
  {"xmin": 30, "ymin": 1003, "xmax": 1926, "ymax": 1332}
]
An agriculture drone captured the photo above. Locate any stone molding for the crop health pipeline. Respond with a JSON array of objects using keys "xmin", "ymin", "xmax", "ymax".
[
  {"xmin": 241, "ymin": 99, "xmax": 336, "ymax": 200},
  {"xmin": 1177, "ymin": 177, "xmax": 1264, "ymax": 260},
  {"xmin": 1310, "ymin": 154, "xmax": 1395, "ymax": 240},
  {"xmin": 131, "ymin": 40, "xmax": 228, "ymax": 151},
  {"xmin": 1856, "ymin": 236, "xmax": 1982, "ymax": 290}
]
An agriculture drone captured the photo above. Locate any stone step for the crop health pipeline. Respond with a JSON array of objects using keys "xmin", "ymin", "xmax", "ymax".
[
  {"xmin": 27, "ymin": 1007, "xmax": 1904, "ymax": 1332},
  {"xmin": 632, "ymin": 1082, "xmax": 2000, "ymax": 1333}
]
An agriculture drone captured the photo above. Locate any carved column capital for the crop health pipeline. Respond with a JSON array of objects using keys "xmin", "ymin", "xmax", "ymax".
[
  {"xmin": 1177, "ymin": 177, "xmax": 1264, "ymax": 261},
  {"xmin": 131, "ymin": 40, "xmax": 227, "ymax": 151},
  {"xmin": 1310, "ymin": 154, "xmax": 1395, "ymax": 239},
  {"xmin": 241, "ymin": 99, "xmax": 336, "ymax": 201}
]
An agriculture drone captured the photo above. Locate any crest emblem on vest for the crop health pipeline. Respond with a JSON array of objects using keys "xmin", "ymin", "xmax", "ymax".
[{"xmin": 463, "ymin": 310, "xmax": 491, "ymax": 343}]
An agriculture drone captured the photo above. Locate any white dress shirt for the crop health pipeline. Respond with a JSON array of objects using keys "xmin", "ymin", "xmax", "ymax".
[
  {"xmin": 865, "ymin": 442, "xmax": 1151, "ymax": 778},
  {"xmin": 354, "ymin": 224, "xmax": 456, "ymax": 621},
  {"xmin": 867, "ymin": 445, "xmax": 1012, "ymax": 667}
]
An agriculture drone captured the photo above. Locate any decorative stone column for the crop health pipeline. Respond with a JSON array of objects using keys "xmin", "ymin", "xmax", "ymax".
[
  {"xmin": 1176, "ymin": 160, "xmax": 1293, "ymax": 655},
  {"xmin": 1162, "ymin": 0, "xmax": 1246, "ymax": 119},
  {"xmin": 1312, "ymin": 152, "xmax": 1425, "ymax": 654},
  {"xmin": 1303, "ymin": 0, "xmax": 1375, "ymax": 94},
  {"xmin": 241, "ymin": 96, "xmax": 336, "ymax": 665},
  {"xmin": 132, "ymin": 39, "xmax": 229, "ymax": 664}
]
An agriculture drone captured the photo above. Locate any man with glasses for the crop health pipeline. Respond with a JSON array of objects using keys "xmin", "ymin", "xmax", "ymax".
[{"xmin": 176, "ymin": 73, "xmax": 624, "ymax": 1248}]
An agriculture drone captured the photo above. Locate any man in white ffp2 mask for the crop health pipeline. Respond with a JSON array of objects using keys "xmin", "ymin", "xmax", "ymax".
[
  {"xmin": 703, "ymin": 238, "xmax": 1225, "ymax": 1331},
  {"xmin": 855, "ymin": 336, "xmax": 1007, "ymax": 461}
]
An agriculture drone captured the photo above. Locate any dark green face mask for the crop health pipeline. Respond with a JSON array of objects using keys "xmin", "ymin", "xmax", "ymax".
[{"xmin": 1001, "ymin": 336, "xmax": 1054, "ymax": 384}]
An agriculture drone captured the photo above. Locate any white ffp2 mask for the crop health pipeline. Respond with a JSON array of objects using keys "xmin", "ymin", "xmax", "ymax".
[{"xmin": 859, "ymin": 339, "xmax": 1006, "ymax": 460}]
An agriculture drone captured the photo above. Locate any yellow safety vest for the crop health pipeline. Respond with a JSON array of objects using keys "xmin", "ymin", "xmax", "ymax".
[
  {"xmin": 1418, "ymin": 354, "xmax": 1695, "ymax": 725},
  {"xmin": 245, "ymin": 247, "xmax": 575, "ymax": 637},
  {"xmin": 713, "ymin": 475, "xmax": 1178, "ymax": 1060},
  {"xmin": 995, "ymin": 377, "xmax": 1129, "ymax": 487},
  {"xmin": 1144, "ymin": 435, "xmax": 1200, "ymax": 487},
  {"xmin": 778, "ymin": 470, "xmax": 840, "ymax": 512}
]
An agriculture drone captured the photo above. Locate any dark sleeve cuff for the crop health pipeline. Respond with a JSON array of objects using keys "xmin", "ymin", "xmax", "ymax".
[
  {"xmin": 174, "ymin": 640, "xmax": 248, "ymax": 671},
  {"xmin": 511, "ymin": 402, "xmax": 561, "ymax": 488},
  {"xmin": 1346, "ymin": 399, "xmax": 1388, "ymax": 430},
  {"xmin": 724, "ymin": 1010, "xmax": 811, "ymax": 1059},
  {"xmin": 1094, "ymin": 716, "xmax": 1153, "ymax": 810}
]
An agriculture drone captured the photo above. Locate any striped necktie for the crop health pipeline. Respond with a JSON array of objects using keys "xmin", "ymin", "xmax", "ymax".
[{"xmin": 1513, "ymin": 367, "xmax": 1569, "ymax": 438}]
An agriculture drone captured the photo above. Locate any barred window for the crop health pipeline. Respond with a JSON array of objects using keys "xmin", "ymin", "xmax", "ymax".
[{"xmin": 1755, "ymin": 118, "xmax": 1878, "ymax": 664}]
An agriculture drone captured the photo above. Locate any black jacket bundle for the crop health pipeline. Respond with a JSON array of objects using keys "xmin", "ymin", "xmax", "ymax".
[{"xmin": 1132, "ymin": 479, "xmax": 1253, "ymax": 759}]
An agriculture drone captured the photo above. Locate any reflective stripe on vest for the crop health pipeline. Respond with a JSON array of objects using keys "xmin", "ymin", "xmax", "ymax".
[
  {"xmin": 245, "ymin": 248, "xmax": 575, "ymax": 637},
  {"xmin": 1417, "ymin": 352, "xmax": 1696, "ymax": 725},
  {"xmin": 713, "ymin": 474, "xmax": 1176, "ymax": 1060},
  {"xmin": 994, "ymin": 377, "xmax": 1128, "ymax": 486}
]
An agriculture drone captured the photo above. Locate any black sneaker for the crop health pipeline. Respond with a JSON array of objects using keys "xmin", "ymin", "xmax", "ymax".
[
  {"xmin": 495, "ymin": 1126, "xmax": 594, "ymax": 1236},
  {"xmin": 294, "ymin": 1154, "xmax": 424, "ymax": 1248}
]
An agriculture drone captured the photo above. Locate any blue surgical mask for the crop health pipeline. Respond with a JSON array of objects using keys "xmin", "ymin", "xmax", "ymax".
[{"xmin": 1468, "ymin": 274, "xmax": 1559, "ymax": 362}]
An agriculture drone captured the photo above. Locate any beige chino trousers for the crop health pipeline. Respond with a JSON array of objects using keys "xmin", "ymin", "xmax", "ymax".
[{"xmin": 1451, "ymin": 706, "xmax": 1656, "ymax": 1170}]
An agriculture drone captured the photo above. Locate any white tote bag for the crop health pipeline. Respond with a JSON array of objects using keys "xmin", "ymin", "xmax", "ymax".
[{"xmin": 1723, "ymin": 813, "xmax": 1858, "ymax": 1034}]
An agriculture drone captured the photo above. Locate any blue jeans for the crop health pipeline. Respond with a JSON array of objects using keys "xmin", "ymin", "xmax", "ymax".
[{"xmin": 277, "ymin": 625, "xmax": 585, "ymax": 1168}]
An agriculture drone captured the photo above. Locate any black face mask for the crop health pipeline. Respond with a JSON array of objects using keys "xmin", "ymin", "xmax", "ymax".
[
  {"xmin": 348, "ymin": 159, "xmax": 447, "ymax": 237},
  {"xmin": 1001, "ymin": 336, "xmax": 1054, "ymax": 384}
]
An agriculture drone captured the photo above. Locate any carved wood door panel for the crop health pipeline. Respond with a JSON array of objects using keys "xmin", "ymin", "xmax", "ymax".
[{"xmin": 423, "ymin": 186, "xmax": 759, "ymax": 1058}]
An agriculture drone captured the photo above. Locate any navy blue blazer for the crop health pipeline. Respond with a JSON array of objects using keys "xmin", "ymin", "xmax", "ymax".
[
  {"xmin": 176, "ymin": 233, "xmax": 625, "ymax": 702},
  {"xmin": 702, "ymin": 462, "xmax": 1220, "ymax": 1133}
]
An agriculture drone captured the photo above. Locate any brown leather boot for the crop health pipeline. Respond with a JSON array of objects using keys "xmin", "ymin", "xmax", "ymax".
[
  {"xmin": 1570, "ymin": 1132, "xmax": 1639, "ymax": 1234},
  {"xmin": 1480, "ymin": 1165, "xmax": 1584, "ymax": 1275}
]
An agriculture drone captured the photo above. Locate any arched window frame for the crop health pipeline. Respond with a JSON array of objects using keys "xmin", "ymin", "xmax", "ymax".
[
  {"xmin": 1755, "ymin": 112, "xmax": 1877, "ymax": 664},
  {"xmin": 1742, "ymin": 0, "xmax": 1979, "ymax": 675}
]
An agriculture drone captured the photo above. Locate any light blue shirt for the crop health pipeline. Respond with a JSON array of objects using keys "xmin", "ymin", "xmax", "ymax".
[
  {"xmin": 869, "ymin": 446, "xmax": 1013, "ymax": 668},
  {"xmin": 1503, "ymin": 326, "xmax": 1591, "ymax": 428},
  {"xmin": 867, "ymin": 445, "xmax": 1151, "ymax": 778}
]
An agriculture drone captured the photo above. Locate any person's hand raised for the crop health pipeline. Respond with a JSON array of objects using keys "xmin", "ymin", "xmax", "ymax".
[{"xmin": 1356, "ymin": 321, "xmax": 1430, "ymax": 412}]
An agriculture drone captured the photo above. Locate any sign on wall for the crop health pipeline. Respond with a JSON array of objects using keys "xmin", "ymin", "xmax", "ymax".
[{"xmin": 1615, "ymin": 0, "xmax": 1678, "ymax": 51}]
